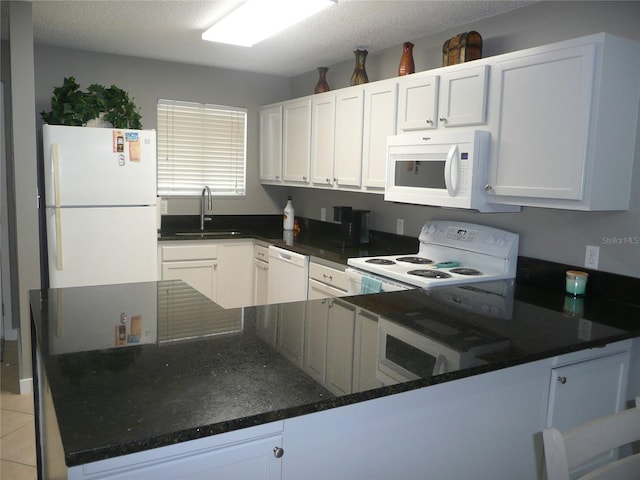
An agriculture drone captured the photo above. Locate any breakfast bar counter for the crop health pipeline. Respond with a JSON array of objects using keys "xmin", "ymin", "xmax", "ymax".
[{"xmin": 30, "ymin": 274, "xmax": 639, "ymax": 479}]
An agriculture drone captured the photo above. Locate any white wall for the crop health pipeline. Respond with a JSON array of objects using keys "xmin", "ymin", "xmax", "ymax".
[{"xmin": 288, "ymin": 1, "xmax": 640, "ymax": 278}]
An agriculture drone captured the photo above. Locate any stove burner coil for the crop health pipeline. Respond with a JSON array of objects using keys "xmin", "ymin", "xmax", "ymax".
[
  {"xmin": 449, "ymin": 267, "xmax": 483, "ymax": 276},
  {"xmin": 365, "ymin": 258, "xmax": 396, "ymax": 265},
  {"xmin": 396, "ymin": 256, "xmax": 433, "ymax": 264},
  {"xmin": 408, "ymin": 270, "xmax": 452, "ymax": 279}
]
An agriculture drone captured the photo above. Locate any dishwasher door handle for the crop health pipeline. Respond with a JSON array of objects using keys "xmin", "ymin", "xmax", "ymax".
[{"xmin": 278, "ymin": 252, "xmax": 292, "ymax": 261}]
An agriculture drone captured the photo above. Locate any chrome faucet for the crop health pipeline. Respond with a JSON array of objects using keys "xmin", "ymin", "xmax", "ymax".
[{"xmin": 200, "ymin": 186, "xmax": 213, "ymax": 230}]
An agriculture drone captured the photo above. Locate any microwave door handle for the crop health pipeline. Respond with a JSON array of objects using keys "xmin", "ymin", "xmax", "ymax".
[{"xmin": 444, "ymin": 144, "xmax": 459, "ymax": 196}]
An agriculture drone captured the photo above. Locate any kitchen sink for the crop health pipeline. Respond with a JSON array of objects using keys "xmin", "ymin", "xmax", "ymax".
[{"xmin": 174, "ymin": 231, "xmax": 243, "ymax": 237}]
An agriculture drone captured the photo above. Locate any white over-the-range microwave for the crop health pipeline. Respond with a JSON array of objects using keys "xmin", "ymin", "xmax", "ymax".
[{"xmin": 384, "ymin": 130, "xmax": 520, "ymax": 212}]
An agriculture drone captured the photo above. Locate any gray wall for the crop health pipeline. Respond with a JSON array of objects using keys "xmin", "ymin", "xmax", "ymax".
[
  {"xmin": 34, "ymin": 46, "xmax": 293, "ymax": 216},
  {"xmin": 289, "ymin": 1, "xmax": 640, "ymax": 278},
  {"xmin": 27, "ymin": 0, "xmax": 640, "ymax": 280}
]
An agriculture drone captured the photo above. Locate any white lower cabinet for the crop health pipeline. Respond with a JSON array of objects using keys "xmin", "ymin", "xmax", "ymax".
[
  {"xmin": 68, "ymin": 422, "xmax": 284, "ymax": 480},
  {"xmin": 545, "ymin": 348, "xmax": 631, "ymax": 477},
  {"xmin": 159, "ymin": 240, "xmax": 254, "ymax": 308},
  {"xmin": 160, "ymin": 243, "xmax": 219, "ymax": 302}
]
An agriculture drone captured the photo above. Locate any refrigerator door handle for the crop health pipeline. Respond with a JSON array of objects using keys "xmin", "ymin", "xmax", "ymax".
[
  {"xmin": 52, "ymin": 144, "xmax": 64, "ymax": 269},
  {"xmin": 52, "ymin": 144, "xmax": 61, "ymax": 208},
  {"xmin": 54, "ymin": 209, "xmax": 63, "ymax": 270}
]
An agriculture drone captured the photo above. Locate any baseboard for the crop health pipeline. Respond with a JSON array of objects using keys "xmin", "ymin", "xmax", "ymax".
[{"xmin": 20, "ymin": 377, "xmax": 33, "ymax": 394}]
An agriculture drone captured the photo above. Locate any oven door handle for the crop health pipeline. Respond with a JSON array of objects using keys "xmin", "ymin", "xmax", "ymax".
[{"xmin": 444, "ymin": 144, "xmax": 459, "ymax": 197}]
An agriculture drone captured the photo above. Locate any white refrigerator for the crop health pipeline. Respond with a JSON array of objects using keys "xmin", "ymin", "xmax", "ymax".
[{"xmin": 43, "ymin": 124, "xmax": 158, "ymax": 288}]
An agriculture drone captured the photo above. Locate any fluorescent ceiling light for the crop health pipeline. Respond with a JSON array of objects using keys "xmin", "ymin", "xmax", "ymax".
[{"xmin": 202, "ymin": 0, "xmax": 335, "ymax": 47}]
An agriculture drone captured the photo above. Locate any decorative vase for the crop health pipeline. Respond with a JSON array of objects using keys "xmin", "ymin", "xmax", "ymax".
[
  {"xmin": 398, "ymin": 42, "xmax": 415, "ymax": 76},
  {"xmin": 350, "ymin": 49, "xmax": 369, "ymax": 86},
  {"xmin": 314, "ymin": 67, "xmax": 331, "ymax": 94}
]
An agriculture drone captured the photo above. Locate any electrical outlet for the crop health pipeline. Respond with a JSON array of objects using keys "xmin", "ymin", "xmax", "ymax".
[
  {"xmin": 396, "ymin": 219, "xmax": 404, "ymax": 235},
  {"xmin": 320, "ymin": 207, "xmax": 326, "ymax": 221},
  {"xmin": 584, "ymin": 245, "xmax": 599, "ymax": 269}
]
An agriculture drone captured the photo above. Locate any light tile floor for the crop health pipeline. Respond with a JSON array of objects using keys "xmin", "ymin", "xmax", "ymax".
[{"xmin": 1, "ymin": 341, "xmax": 37, "ymax": 480}]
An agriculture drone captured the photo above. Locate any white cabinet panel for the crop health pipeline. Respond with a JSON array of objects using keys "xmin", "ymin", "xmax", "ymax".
[
  {"xmin": 259, "ymin": 105, "xmax": 282, "ymax": 183},
  {"xmin": 486, "ymin": 34, "xmax": 640, "ymax": 210},
  {"xmin": 397, "ymin": 74, "xmax": 439, "ymax": 131},
  {"xmin": 334, "ymin": 89, "xmax": 364, "ymax": 188},
  {"xmin": 438, "ymin": 65, "xmax": 488, "ymax": 127},
  {"xmin": 310, "ymin": 93, "xmax": 336, "ymax": 187},
  {"xmin": 397, "ymin": 65, "xmax": 487, "ymax": 132},
  {"xmin": 488, "ymin": 44, "xmax": 595, "ymax": 201},
  {"xmin": 162, "ymin": 260, "xmax": 218, "ymax": 301},
  {"xmin": 282, "ymin": 99, "xmax": 311, "ymax": 184},
  {"xmin": 362, "ymin": 81, "xmax": 398, "ymax": 189}
]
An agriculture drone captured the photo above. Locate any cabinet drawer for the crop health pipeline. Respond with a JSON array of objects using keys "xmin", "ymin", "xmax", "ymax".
[
  {"xmin": 254, "ymin": 244, "xmax": 269, "ymax": 261},
  {"xmin": 161, "ymin": 243, "xmax": 218, "ymax": 261},
  {"xmin": 309, "ymin": 262, "xmax": 348, "ymax": 291}
]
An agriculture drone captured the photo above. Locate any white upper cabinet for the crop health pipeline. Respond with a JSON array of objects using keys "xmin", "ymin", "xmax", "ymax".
[
  {"xmin": 282, "ymin": 99, "xmax": 312, "ymax": 184},
  {"xmin": 397, "ymin": 65, "xmax": 488, "ymax": 131},
  {"xmin": 333, "ymin": 88, "xmax": 364, "ymax": 188},
  {"xmin": 310, "ymin": 92, "xmax": 336, "ymax": 187},
  {"xmin": 485, "ymin": 33, "xmax": 640, "ymax": 210},
  {"xmin": 259, "ymin": 105, "xmax": 282, "ymax": 183},
  {"xmin": 362, "ymin": 80, "xmax": 398, "ymax": 189}
]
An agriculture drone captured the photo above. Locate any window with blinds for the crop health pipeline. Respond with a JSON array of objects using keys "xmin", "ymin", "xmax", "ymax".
[{"xmin": 157, "ymin": 99, "xmax": 247, "ymax": 196}]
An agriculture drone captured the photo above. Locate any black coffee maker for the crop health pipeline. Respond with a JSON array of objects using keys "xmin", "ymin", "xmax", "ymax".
[{"xmin": 333, "ymin": 206, "xmax": 370, "ymax": 247}]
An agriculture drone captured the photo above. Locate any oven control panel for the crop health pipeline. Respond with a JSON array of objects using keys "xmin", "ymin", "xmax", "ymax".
[{"xmin": 419, "ymin": 221, "xmax": 519, "ymax": 258}]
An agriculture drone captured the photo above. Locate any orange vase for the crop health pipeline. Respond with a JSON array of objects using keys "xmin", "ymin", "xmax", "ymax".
[
  {"xmin": 398, "ymin": 42, "xmax": 415, "ymax": 76},
  {"xmin": 314, "ymin": 67, "xmax": 330, "ymax": 94}
]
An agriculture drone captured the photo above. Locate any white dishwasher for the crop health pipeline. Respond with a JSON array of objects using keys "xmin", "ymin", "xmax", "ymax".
[{"xmin": 267, "ymin": 246, "xmax": 309, "ymax": 303}]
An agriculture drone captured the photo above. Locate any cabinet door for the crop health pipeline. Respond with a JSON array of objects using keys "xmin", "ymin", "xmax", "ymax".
[
  {"xmin": 397, "ymin": 74, "xmax": 439, "ymax": 131},
  {"xmin": 277, "ymin": 303, "xmax": 306, "ymax": 366},
  {"xmin": 93, "ymin": 434, "xmax": 283, "ymax": 480},
  {"xmin": 325, "ymin": 300, "xmax": 356, "ymax": 395},
  {"xmin": 304, "ymin": 298, "xmax": 329, "ymax": 384},
  {"xmin": 438, "ymin": 65, "xmax": 488, "ymax": 127},
  {"xmin": 487, "ymin": 44, "xmax": 595, "ymax": 200},
  {"xmin": 219, "ymin": 242, "xmax": 254, "ymax": 308},
  {"xmin": 546, "ymin": 351, "xmax": 628, "ymax": 433},
  {"xmin": 259, "ymin": 105, "xmax": 282, "ymax": 183},
  {"xmin": 283, "ymin": 99, "xmax": 312, "ymax": 184},
  {"xmin": 310, "ymin": 94, "xmax": 336, "ymax": 187},
  {"xmin": 362, "ymin": 81, "xmax": 398, "ymax": 189},
  {"xmin": 353, "ymin": 309, "xmax": 383, "ymax": 392},
  {"xmin": 162, "ymin": 260, "xmax": 218, "ymax": 302},
  {"xmin": 333, "ymin": 89, "xmax": 364, "ymax": 188},
  {"xmin": 254, "ymin": 258, "xmax": 269, "ymax": 306}
]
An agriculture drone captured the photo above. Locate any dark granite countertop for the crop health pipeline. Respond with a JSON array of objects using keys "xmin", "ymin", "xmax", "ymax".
[
  {"xmin": 31, "ymin": 279, "xmax": 639, "ymax": 468},
  {"xmin": 157, "ymin": 214, "xmax": 419, "ymax": 264},
  {"xmin": 31, "ymin": 214, "xmax": 640, "ymax": 468}
]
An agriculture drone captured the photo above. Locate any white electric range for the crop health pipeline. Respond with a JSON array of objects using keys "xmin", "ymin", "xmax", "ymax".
[{"xmin": 346, "ymin": 220, "xmax": 519, "ymax": 294}]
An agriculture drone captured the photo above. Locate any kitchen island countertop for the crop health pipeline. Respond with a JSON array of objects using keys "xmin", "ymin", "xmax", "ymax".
[{"xmin": 31, "ymin": 273, "xmax": 639, "ymax": 469}]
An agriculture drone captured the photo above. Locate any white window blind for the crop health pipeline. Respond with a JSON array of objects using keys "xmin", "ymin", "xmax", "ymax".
[{"xmin": 157, "ymin": 99, "xmax": 247, "ymax": 196}]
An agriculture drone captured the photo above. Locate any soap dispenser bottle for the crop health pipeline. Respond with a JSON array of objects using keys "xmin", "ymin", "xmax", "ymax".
[{"xmin": 283, "ymin": 196, "xmax": 295, "ymax": 231}]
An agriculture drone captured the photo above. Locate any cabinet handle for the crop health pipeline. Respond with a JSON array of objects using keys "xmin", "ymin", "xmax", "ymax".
[
  {"xmin": 273, "ymin": 447, "xmax": 284, "ymax": 458},
  {"xmin": 484, "ymin": 184, "xmax": 493, "ymax": 191},
  {"xmin": 326, "ymin": 178, "xmax": 331, "ymax": 184},
  {"xmin": 323, "ymin": 273, "xmax": 333, "ymax": 281},
  {"xmin": 426, "ymin": 118, "xmax": 433, "ymax": 124},
  {"xmin": 302, "ymin": 176, "xmax": 308, "ymax": 181},
  {"xmin": 333, "ymin": 177, "xmax": 338, "ymax": 183},
  {"xmin": 557, "ymin": 376, "xmax": 567, "ymax": 384},
  {"xmin": 439, "ymin": 116, "xmax": 447, "ymax": 123}
]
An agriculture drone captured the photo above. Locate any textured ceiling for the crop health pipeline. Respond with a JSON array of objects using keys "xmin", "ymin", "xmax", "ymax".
[{"xmin": 25, "ymin": 0, "xmax": 536, "ymax": 77}]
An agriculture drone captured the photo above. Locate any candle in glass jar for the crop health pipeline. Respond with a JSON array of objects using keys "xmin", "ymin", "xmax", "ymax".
[{"xmin": 565, "ymin": 270, "xmax": 588, "ymax": 296}]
